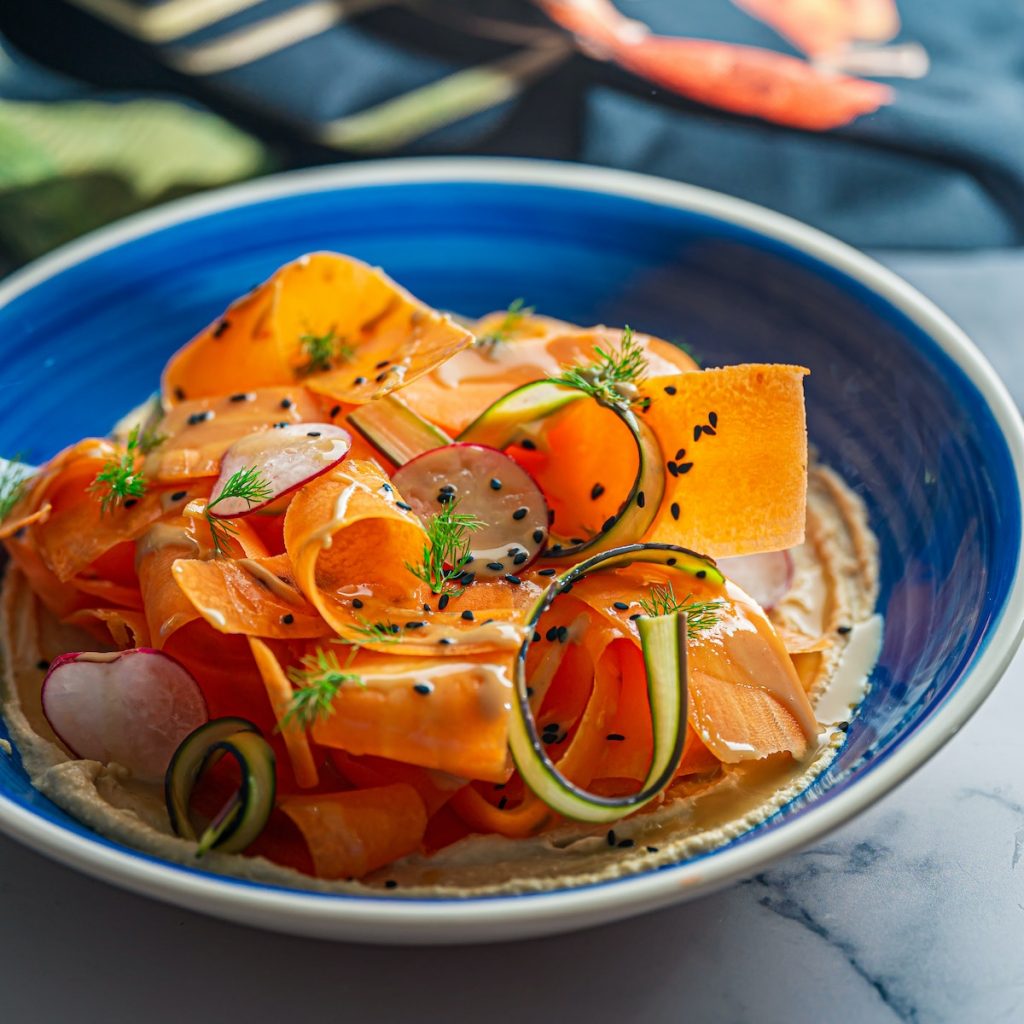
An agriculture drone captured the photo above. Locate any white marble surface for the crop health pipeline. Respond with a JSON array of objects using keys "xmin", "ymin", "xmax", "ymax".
[{"xmin": 1, "ymin": 251, "xmax": 1022, "ymax": 1024}]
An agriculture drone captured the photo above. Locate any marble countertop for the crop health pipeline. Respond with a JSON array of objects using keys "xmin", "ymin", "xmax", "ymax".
[{"xmin": 1, "ymin": 251, "xmax": 1021, "ymax": 1024}]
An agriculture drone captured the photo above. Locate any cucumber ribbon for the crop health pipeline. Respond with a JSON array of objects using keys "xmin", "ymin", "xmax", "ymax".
[{"xmin": 509, "ymin": 543, "xmax": 724, "ymax": 823}]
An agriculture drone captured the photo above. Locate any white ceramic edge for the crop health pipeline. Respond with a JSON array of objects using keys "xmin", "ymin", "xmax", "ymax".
[{"xmin": 1, "ymin": 158, "xmax": 1022, "ymax": 943}]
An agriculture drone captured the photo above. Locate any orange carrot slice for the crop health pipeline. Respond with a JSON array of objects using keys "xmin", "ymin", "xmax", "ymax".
[
  {"xmin": 278, "ymin": 783, "xmax": 428, "ymax": 879},
  {"xmin": 172, "ymin": 552, "xmax": 330, "ymax": 639},
  {"xmin": 642, "ymin": 364, "xmax": 809, "ymax": 557},
  {"xmin": 308, "ymin": 647, "xmax": 514, "ymax": 782},
  {"xmin": 162, "ymin": 252, "xmax": 471, "ymax": 408},
  {"xmin": 64, "ymin": 607, "xmax": 151, "ymax": 649},
  {"xmin": 248, "ymin": 636, "xmax": 319, "ymax": 789},
  {"xmin": 328, "ymin": 750, "xmax": 463, "ymax": 817}
]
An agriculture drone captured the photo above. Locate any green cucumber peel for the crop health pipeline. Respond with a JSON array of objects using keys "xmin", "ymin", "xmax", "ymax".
[
  {"xmin": 509, "ymin": 543, "xmax": 722, "ymax": 823},
  {"xmin": 165, "ymin": 716, "xmax": 276, "ymax": 856},
  {"xmin": 347, "ymin": 394, "xmax": 453, "ymax": 466}
]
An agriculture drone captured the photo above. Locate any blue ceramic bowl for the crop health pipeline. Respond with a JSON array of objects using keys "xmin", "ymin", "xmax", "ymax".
[{"xmin": 1, "ymin": 160, "xmax": 1022, "ymax": 943}]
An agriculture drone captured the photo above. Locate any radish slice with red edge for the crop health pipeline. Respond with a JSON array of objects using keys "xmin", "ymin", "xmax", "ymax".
[
  {"xmin": 718, "ymin": 550, "xmax": 794, "ymax": 611},
  {"xmin": 41, "ymin": 648, "xmax": 209, "ymax": 783},
  {"xmin": 391, "ymin": 443, "xmax": 549, "ymax": 578},
  {"xmin": 208, "ymin": 422, "xmax": 351, "ymax": 518}
]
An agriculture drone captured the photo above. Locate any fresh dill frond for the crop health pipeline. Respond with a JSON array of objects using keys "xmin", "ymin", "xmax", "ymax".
[
  {"xmin": 476, "ymin": 298, "xmax": 533, "ymax": 353},
  {"xmin": 637, "ymin": 581, "xmax": 723, "ymax": 640},
  {"xmin": 406, "ymin": 499, "xmax": 485, "ymax": 595},
  {"xmin": 204, "ymin": 466, "xmax": 273, "ymax": 556},
  {"xmin": 554, "ymin": 326, "xmax": 648, "ymax": 408},
  {"xmin": 338, "ymin": 616, "xmax": 402, "ymax": 645},
  {"xmin": 89, "ymin": 426, "xmax": 147, "ymax": 514},
  {"xmin": 297, "ymin": 326, "xmax": 353, "ymax": 377},
  {"xmin": 283, "ymin": 647, "xmax": 363, "ymax": 729},
  {"xmin": 0, "ymin": 457, "xmax": 30, "ymax": 524}
]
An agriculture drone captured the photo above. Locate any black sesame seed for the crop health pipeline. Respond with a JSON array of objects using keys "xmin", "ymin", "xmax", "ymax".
[
  {"xmin": 36, "ymin": 660, "xmax": 49, "ymax": 671},
  {"xmin": 837, "ymin": 625, "xmax": 853, "ymax": 635},
  {"xmin": 532, "ymin": 529, "xmax": 545, "ymax": 544},
  {"xmin": 646, "ymin": 846, "xmax": 659, "ymax": 853},
  {"xmin": 281, "ymin": 613, "xmax": 294, "ymax": 625},
  {"xmin": 550, "ymin": 544, "xmax": 563, "ymax": 554},
  {"xmin": 606, "ymin": 830, "xmax": 617, "ymax": 847},
  {"xmin": 606, "ymin": 733, "xmax": 625, "ymax": 741},
  {"xmin": 490, "ymin": 478, "xmax": 502, "ymax": 491},
  {"xmin": 546, "ymin": 627, "xmax": 559, "ymax": 642},
  {"xmin": 617, "ymin": 838, "xmax": 635, "ymax": 849},
  {"xmin": 533, "ymin": 631, "xmax": 542, "ymax": 643},
  {"xmin": 396, "ymin": 501, "xmax": 413, "ymax": 511},
  {"xmin": 405, "ymin": 621, "xmax": 425, "ymax": 629},
  {"xmin": 695, "ymin": 569, "xmax": 706, "ymax": 578},
  {"xmin": 538, "ymin": 568, "xmax": 557, "ymax": 577},
  {"xmin": 667, "ymin": 557, "xmax": 677, "ymax": 566},
  {"xmin": 664, "ymin": 385, "xmax": 677, "ymax": 395},
  {"xmin": 461, "ymin": 609, "xmax": 475, "ymax": 621},
  {"xmin": 273, "ymin": 421, "xmax": 288, "ymax": 428},
  {"xmin": 520, "ymin": 438, "xmax": 537, "ymax": 450},
  {"xmin": 487, "ymin": 562, "xmax": 505, "ymax": 571},
  {"xmin": 512, "ymin": 507, "xmax": 528, "ymax": 521},
  {"xmin": 440, "ymin": 484, "xmax": 456, "ymax": 494},
  {"xmin": 667, "ymin": 462, "xmax": 679, "ymax": 477},
  {"xmin": 438, "ymin": 637, "xmax": 454, "ymax": 646},
  {"xmin": 675, "ymin": 448, "xmax": 686, "ymax": 461},
  {"xmin": 353, "ymin": 376, "xmax": 367, "ymax": 385},
  {"xmin": 381, "ymin": 483, "xmax": 393, "ymax": 493},
  {"xmin": 670, "ymin": 502, "xmax": 680, "ymax": 520},
  {"xmin": 438, "ymin": 593, "xmax": 450, "ymax": 611},
  {"xmin": 306, "ymin": 431, "xmax": 322, "ymax": 437},
  {"xmin": 693, "ymin": 425, "xmax": 702, "ymax": 442},
  {"xmin": 280, "ymin": 397, "xmax": 293, "ymax": 409},
  {"xmin": 709, "ymin": 411, "xmax": 718, "ymax": 427},
  {"xmin": 352, "ymin": 598, "xmax": 364, "ymax": 609},
  {"xmin": 384, "ymin": 880, "xmax": 398, "ymax": 889},
  {"xmin": 702, "ymin": 425, "xmax": 717, "ymax": 436},
  {"xmin": 375, "ymin": 371, "xmax": 388, "ymax": 383},
  {"xmin": 526, "ymin": 686, "xmax": 534, "ymax": 697},
  {"xmin": 413, "ymin": 682, "xmax": 433, "ymax": 695},
  {"xmin": 556, "ymin": 625, "xmax": 568, "ymax": 642},
  {"xmin": 423, "ymin": 603, "xmax": 432, "ymax": 613},
  {"xmin": 375, "ymin": 360, "xmax": 390, "ymax": 370},
  {"xmin": 513, "ymin": 552, "xmax": 529, "ymax": 565},
  {"xmin": 329, "ymin": 404, "xmax": 341, "ymax": 417},
  {"xmin": 171, "ymin": 490, "xmax": 187, "ymax": 502},
  {"xmin": 636, "ymin": 491, "xmax": 646, "ymax": 509},
  {"xmin": 213, "ymin": 319, "xmax": 230, "ymax": 338},
  {"xmin": 229, "ymin": 392, "xmax": 251, "ymax": 403},
  {"xmin": 123, "ymin": 498, "xmax": 138, "ymax": 509},
  {"xmin": 505, "ymin": 574, "xmax": 522, "ymax": 586},
  {"xmin": 174, "ymin": 387, "xmax": 186, "ymax": 401},
  {"xmin": 678, "ymin": 462, "xmax": 693, "ymax": 474},
  {"xmin": 389, "ymin": 623, "xmax": 400, "ymax": 634},
  {"xmin": 601, "ymin": 517, "xmax": 616, "ymax": 532},
  {"xmin": 613, "ymin": 601, "xmax": 629, "ymax": 611},
  {"xmin": 187, "ymin": 411, "xmax": 212, "ymax": 425},
  {"xmin": 590, "ymin": 483, "xmax": 605, "ymax": 500},
  {"xmin": 548, "ymin": 509, "xmax": 556, "ymax": 524},
  {"xmin": 438, "ymin": 492, "xmax": 455, "ymax": 504},
  {"xmin": 498, "ymin": 796, "xmax": 508, "ymax": 810},
  {"xmin": 629, "ymin": 613, "xmax": 641, "ymax": 621},
  {"xmin": 460, "ymin": 571, "xmax": 476, "ymax": 586}
]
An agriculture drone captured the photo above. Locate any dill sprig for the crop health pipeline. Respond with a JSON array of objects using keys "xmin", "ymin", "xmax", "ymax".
[
  {"xmin": 204, "ymin": 466, "xmax": 273, "ymax": 557},
  {"xmin": 283, "ymin": 647, "xmax": 363, "ymax": 729},
  {"xmin": 476, "ymin": 298, "xmax": 533, "ymax": 353},
  {"xmin": 339, "ymin": 616, "xmax": 402, "ymax": 645},
  {"xmin": 90, "ymin": 426, "xmax": 147, "ymax": 514},
  {"xmin": 406, "ymin": 499, "xmax": 485, "ymax": 596},
  {"xmin": 637, "ymin": 581, "xmax": 723, "ymax": 640},
  {"xmin": 554, "ymin": 326, "xmax": 648, "ymax": 409},
  {"xmin": 0, "ymin": 457, "xmax": 31, "ymax": 524},
  {"xmin": 297, "ymin": 326, "xmax": 354, "ymax": 377}
]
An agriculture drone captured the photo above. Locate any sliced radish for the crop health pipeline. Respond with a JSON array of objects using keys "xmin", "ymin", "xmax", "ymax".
[
  {"xmin": 41, "ymin": 648, "xmax": 209, "ymax": 783},
  {"xmin": 718, "ymin": 550, "xmax": 794, "ymax": 611},
  {"xmin": 209, "ymin": 422, "xmax": 351, "ymax": 518},
  {"xmin": 391, "ymin": 444, "xmax": 549, "ymax": 578}
]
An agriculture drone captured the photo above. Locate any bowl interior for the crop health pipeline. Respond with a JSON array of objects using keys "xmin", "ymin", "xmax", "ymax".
[{"xmin": 0, "ymin": 171, "xmax": 1019, "ymax": 896}]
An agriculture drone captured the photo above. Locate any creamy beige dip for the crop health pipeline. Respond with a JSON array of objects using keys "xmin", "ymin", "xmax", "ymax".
[{"xmin": 0, "ymin": 463, "xmax": 879, "ymax": 896}]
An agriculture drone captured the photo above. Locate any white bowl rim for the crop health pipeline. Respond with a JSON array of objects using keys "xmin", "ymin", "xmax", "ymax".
[{"xmin": 1, "ymin": 157, "xmax": 1022, "ymax": 940}]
